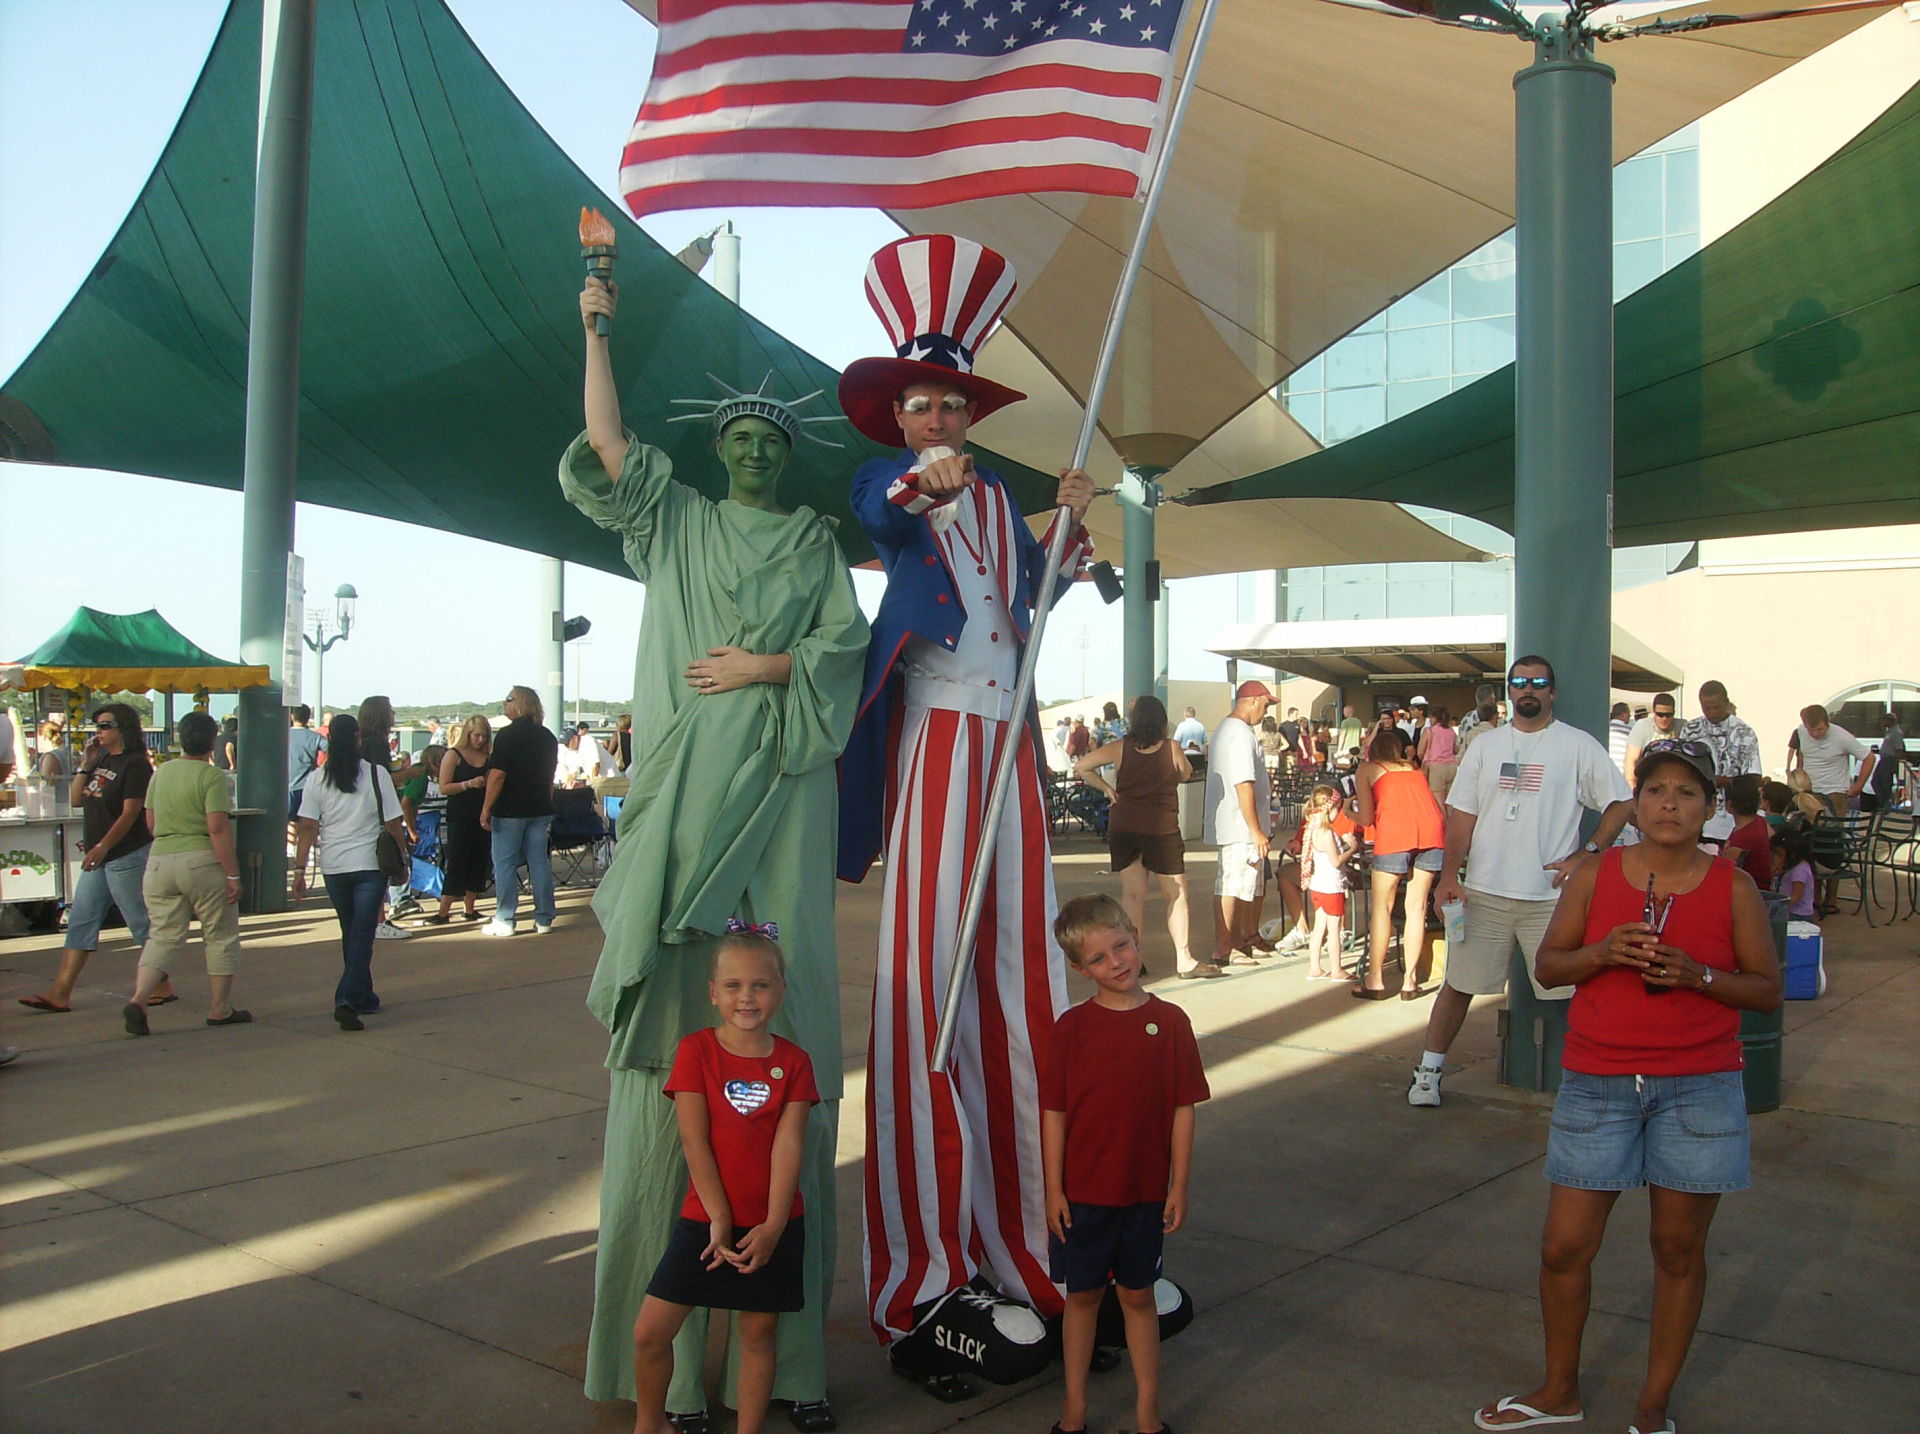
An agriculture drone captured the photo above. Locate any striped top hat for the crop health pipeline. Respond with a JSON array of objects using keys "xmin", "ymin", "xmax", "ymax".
[{"xmin": 838, "ymin": 235, "xmax": 1027, "ymax": 447}]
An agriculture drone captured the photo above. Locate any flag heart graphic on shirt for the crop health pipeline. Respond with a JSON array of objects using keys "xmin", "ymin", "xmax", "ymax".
[{"xmin": 725, "ymin": 1079, "xmax": 772, "ymax": 1116}]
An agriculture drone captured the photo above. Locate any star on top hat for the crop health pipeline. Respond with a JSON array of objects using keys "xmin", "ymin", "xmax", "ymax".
[{"xmin": 838, "ymin": 235, "xmax": 1028, "ymax": 447}]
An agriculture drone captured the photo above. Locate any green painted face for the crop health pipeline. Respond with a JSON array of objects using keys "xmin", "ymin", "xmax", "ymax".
[{"xmin": 716, "ymin": 415, "xmax": 792, "ymax": 509}]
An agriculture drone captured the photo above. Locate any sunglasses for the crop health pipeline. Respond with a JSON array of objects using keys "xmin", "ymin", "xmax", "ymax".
[
  {"xmin": 95, "ymin": 719, "xmax": 117, "ymax": 729},
  {"xmin": 899, "ymin": 393, "xmax": 971, "ymax": 415},
  {"xmin": 1640, "ymin": 738, "xmax": 1712, "ymax": 761},
  {"xmin": 1508, "ymin": 676, "xmax": 1552, "ymax": 690}
]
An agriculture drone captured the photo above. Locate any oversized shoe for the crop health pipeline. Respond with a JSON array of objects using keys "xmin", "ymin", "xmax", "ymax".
[
  {"xmin": 889, "ymin": 1275, "xmax": 1052, "ymax": 1399},
  {"xmin": 1094, "ymin": 1277, "xmax": 1195, "ymax": 1347}
]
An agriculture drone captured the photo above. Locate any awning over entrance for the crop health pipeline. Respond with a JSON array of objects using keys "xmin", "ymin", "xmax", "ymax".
[{"xmin": 1208, "ymin": 614, "xmax": 1683, "ymax": 693}]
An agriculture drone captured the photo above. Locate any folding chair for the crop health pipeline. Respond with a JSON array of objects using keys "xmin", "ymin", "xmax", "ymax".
[
  {"xmin": 1810, "ymin": 811, "xmax": 1875, "ymax": 924},
  {"xmin": 549, "ymin": 787, "xmax": 612, "ymax": 887},
  {"xmin": 1865, "ymin": 810, "xmax": 1918, "ymax": 922}
]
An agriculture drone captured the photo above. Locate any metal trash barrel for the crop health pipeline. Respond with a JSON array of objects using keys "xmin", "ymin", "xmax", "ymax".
[{"xmin": 1739, "ymin": 891, "xmax": 1790, "ymax": 1114}]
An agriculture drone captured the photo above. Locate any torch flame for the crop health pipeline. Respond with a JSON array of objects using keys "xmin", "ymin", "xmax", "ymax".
[{"xmin": 579, "ymin": 207, "xmax": 617, "ymax": 248}]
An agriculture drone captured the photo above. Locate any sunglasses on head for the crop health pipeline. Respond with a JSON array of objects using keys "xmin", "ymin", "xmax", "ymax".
[
  {"xmin": 1640, "ymin": 737, "xmax": 1711, "ymax": 759},
  {"xmin": 1508, "ymin": 676, "xmax": 1552, "ymax": 690}
]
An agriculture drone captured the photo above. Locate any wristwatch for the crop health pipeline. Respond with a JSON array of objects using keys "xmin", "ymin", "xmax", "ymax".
[
  {"xmin": 1700, "ymin": 967, "xmax": 1715, "ymax": 988},
  {"xmin": 1582, "ymin": 840, "xmax": 1602, "ymax": 854}
]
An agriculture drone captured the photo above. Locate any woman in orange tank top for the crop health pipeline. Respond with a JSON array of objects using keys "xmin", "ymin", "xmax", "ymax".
[
  {"xmin": 1350, "ymin": 726, "xmax": 1447, "ymax": 998},
  {"xmin": 1473, "ymin": 740, "xmax": 1779, "ymax": 1434}
]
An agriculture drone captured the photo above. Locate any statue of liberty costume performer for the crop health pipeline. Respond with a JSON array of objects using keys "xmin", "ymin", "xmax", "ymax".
[{"xmin": 564, "ymin": 276, "xmax": 868, "ymax": 1427}]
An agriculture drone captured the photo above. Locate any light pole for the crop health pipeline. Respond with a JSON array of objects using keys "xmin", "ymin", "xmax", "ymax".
[{"xmin": 302, "ymin": 583, "xmax": 357, "ymax": 716}]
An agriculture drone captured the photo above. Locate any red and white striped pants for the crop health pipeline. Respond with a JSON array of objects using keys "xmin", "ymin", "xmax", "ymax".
[{"xmin": 864, "ymin": 702, "xmax": 1067, "ymax": 1342}]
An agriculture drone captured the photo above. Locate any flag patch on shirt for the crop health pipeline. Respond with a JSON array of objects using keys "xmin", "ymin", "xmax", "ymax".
[
  {"xmin": 1499, "ymin": 762, "xmax": 1545, "ymax": 792},
  {"xmin": 724, "ymin": 1079, "xmax": 771, "ymax": 1116}
]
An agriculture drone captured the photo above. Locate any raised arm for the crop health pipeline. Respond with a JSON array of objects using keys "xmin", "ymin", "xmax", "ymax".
[{"xmin": 580, "ymin": 279, "xmax": 625, "ymax": 483}]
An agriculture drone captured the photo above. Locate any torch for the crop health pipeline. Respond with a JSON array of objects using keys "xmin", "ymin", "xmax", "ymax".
[{"xmin": 579, "ymin": 206, "xmax": 617, "ymax": 337}]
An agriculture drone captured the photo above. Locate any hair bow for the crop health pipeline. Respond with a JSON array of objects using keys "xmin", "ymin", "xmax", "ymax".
[{"xmin": 724, "ymin": 917, "xmax": 779, "ymax": 941}]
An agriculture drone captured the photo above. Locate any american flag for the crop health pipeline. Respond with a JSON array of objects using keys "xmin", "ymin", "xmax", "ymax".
[
  {"xmin": 1498, "ymin": 762, "xmax": 1545, "ymax": 793},
  {"xmin": 619, "ymin": 0, "xmax": 1190, "ymax": 217}
]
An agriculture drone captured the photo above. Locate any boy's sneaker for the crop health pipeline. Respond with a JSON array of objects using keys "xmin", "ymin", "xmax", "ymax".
[
  {"xmin": 1408, "ymin": 1064, "xmax": 1444, "ymax": 1107},
  {"xmin": 482, "ymin": 919, "xmax": 516, "ymax": 937},
  {"xmin": 534, "ymin": 922, "xmax": 553, "ymax": 935},
  {"xmin": 374, "ymin": 920, "xmax": 411, "ymax": 940}
]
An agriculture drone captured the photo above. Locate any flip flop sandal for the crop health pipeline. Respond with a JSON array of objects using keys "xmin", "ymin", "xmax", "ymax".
[
  {"xmin": 1472, "ymin": 1396, "xmax": 1584, "ymax": 1430},
  {"xmin": 890, "ymin": 1363, "xmax": 975, "ymax": 1404},
  {"xmin": 461, "ymin": 911, "xmax": 486, "ymax": 921},
  {"xmin": 1089, "ymin": 1344, "xmax": 1123, "ymax": 1373},
  {"xmin": 122, "ymin": 1002, "xmax": 150, "ymax": 1037},
  {"xmin": 206, "ymin": 1009, "xmax": 253, "ymax": 1026},
  {"xmin": 145, "ymin": 993, "xmax": 180, "ymax": 1007},
  {"xmin": 667, "ymin": 1412, "xmax": 711, "ymax": 1434},
  {"xmin": 17, "ymin": 996, "xmax": 71, "ymax": 1013},
  {"xmin": 1628, "ymin": 1423, "xmax": 1675, "ymax": 1434}
]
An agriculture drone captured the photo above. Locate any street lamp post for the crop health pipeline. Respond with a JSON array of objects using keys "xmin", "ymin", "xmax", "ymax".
[{"xmin": 302, "ymin": 583, "xmax": 357, "ymax": 715}]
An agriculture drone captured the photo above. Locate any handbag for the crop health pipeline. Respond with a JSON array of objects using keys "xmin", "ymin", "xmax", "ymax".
[{"xmin": 370, "ymin": 764, "xmax": 411, "ymax": 884}]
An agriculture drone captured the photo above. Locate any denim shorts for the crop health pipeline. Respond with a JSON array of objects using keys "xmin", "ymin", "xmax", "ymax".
[
  {"xmin": 1545, "ymin": 1070, "xmax": 1750, "ymax": 1194},
  {"xmin": 1371, "ymin": 847, "xmax": 1443, "ymax": 877}
]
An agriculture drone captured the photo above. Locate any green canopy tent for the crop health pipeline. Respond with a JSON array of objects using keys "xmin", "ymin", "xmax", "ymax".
[
  {"xmin": 1183, "ymin": 82, "xmax": 1920, "ymax": 545},
  {"xmin": 5, "ymin": 607, "xmax": 269, "ymax": 694},
  {"xmin": 0, "ymin": 0, "xmax": 1058, "ymax": 571}
]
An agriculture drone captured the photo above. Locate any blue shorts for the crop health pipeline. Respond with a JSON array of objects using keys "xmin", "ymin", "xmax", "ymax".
[
  {"xmin": 1049, "ymin": 1200, "xmax": 1164, "ymax": 1293},
  {"xmin": 1545, "ymin": 1070, "xmax": 1750, "ymax": 1194},
  {"xmin": 1371, "ymin": 847, "xmax": 1443, "ymax": 876}
]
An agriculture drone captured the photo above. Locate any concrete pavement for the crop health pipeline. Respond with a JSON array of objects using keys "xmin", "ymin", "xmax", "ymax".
[{"xmin": 2, "ymin": 838, "xmax": 1914, "ymax": 1433}]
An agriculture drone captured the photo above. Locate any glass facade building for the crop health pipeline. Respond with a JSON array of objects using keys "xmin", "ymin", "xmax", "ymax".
[{"xmin": 1268, "ymin": 124, "xmax": 1704, "ymax": 626}]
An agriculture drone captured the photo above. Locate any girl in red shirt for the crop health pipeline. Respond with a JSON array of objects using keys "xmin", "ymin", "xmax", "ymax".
[
  {"xmin": 1474, "ymin": 740, "xmax": 1780, "ymax": 1434},
  {"xmin": 633, "ymin": 926, "xmax": 818, "ymax": 1434}
]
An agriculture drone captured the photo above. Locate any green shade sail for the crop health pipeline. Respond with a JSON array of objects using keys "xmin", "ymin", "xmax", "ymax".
[
  {"xmin": 0, "ymin": 0, "xmax": 1057, "ymax": 573},
  {"xmin": 1185, "ymin": 82, "xmax": 1920, "ymax": 546},
  {"xmin": 8, "ymin": 607, "xmax": 268, "ymax": 693}
]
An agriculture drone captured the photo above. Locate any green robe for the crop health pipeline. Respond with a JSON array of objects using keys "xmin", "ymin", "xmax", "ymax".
[{"xmin": 561, "ymin": 432, "xmax": 867, "ymax": 1407}]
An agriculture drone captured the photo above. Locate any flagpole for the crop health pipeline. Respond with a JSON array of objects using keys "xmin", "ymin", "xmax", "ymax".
[{"xmin": 931, "ymin": 0, "xmax": 1226, "ymax": 1075}]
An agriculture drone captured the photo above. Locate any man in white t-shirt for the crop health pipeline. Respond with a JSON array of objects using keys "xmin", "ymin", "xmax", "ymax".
[
  {"xmin": 1622, "ymin": 691, "xmax": 1678, "ymax": 787},
  {"xmin": 1201, "ymin": 681, "xmax": 1274, "ymax": 976},
  {"xmin": 1786, "ymin": 703, "xmax": 1874, "ymax": 813},
  {"xmin": 1409, "ymin": 655, "xmax": 1634, "ymax": 1108}
]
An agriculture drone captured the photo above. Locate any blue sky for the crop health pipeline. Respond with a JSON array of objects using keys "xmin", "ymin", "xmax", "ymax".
[{"xmin": 0, "ymin": 0, "xmax": 1245, "ymax": 711}]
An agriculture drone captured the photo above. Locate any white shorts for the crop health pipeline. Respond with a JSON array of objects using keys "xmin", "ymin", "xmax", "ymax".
[
  {"xmin": 1449, "ymin": 891, "xmax": 1568, "ymax": 1000},
  {"xmin": 1214, "ymin": 842, "xmax": 1267, "ymax": 901}
]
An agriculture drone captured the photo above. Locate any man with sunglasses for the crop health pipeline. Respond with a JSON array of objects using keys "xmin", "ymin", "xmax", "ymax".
[
  {"xmin": 1410, "ymin": 657, "xmax": 1635, "ymax": 1107},
  {"xmin": 1622, "ymin": 691, "xmax": 1679, "ymax": 788}
]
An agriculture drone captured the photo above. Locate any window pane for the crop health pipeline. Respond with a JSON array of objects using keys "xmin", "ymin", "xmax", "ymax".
[
  {"xmin": 1389, "ymin": 272, "xmax": 1451, "ymax": 329},
  {"xmin": 1290, "ymin": 353, "xmax": 1324, "ymax": 391},
  {"xmin": 1285, "ymin": 584, "xmax": 1324, "ymax": 623},
  {"xmin": 1665, "ymin": 231, "xmax": 1700, "ymax": 269},
  {"xmin": 1388, "ymin": 325, "xmax": 1451, "ymax": 383},
  {"xmin": 1453, "ymin": 317, "xmax": 1515, "ymax": 376},
  {"xmin": 1282, "ymin": 390, "xmax": 1323, "ymax": 442},
  {"xmin": 1613, "ymin": 155, "xmax": 1665, "ymax": 242},
  {"xmin": 1665, "ymin": 146, "xmax": 1700, "ymax": 234},
  {"xmin": 1322, "ymin": 579, "xmax": 1386, "ymax": 621},
  {"xmin": 1324, "ymin": 387, "xmax": 1386, "ymax": 443},
  {"xmin": 1613, "ymin": 239, "xmax": 1664, "ymax": 300},
  {"xmin": 1461, "ymin": 234, "xmax": 1516, "ymax": 268},
  {"xmin": 1452, "ymin": 570, "xmax": 1508, "ymax": 615},
  {"xmin": 1325, "ymin": 332, "xmax": 1386, "ymax": 388},
  {"xmin": 1451, "ymin": 262, "xmax": 1514, "ymax": 319},
  {"xmin": 1387, "ymin": 378, "xmax": 1451, "ymax": 420},
  {"xmin": 1388, "ymin": 579, "xmax": 1453, "ymax": 619}
]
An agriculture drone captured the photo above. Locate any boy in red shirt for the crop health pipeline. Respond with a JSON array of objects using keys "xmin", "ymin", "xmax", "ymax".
[
  {"xmin": 1042, "ymin": 894, "xmax": 1210, "ymax": 1434},
  {"xmin": 1720, "ymin": 774, "xmax": 1772, "ymax": 884},
  {"xmin": 633, "ymin": 926, "xmax": 818, "ymax": 1434}
]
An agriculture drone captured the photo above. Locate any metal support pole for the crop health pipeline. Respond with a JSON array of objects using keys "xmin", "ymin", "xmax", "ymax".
[
  {"xmin": 539, "ymin": 557, "xmax": 565, "ymax": 737},
  {"xmin": 235, "ymin": 0, "xmax": 317, "ymax": 914},
  {"xmin": 1503, "ymin": 12, "xmax": 1615, "ymax": 1092},
  {"xmin": 712, "ymin": 222, "xmax": 741, "ymax": 305},
  {"xmin": 1120, "ymin": 467, "xmax": 1163, "ymax": 710},
  {"xmin": 1153, "ymin": 575, "xmax": 1170, "ymax": 709},
  {"xmin": 1512, "ymin": 14, "xmax": 1615, "ymax": 747}
]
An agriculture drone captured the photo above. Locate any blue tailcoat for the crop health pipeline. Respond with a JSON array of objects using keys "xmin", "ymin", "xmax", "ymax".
[{"xmin": 836, "ymin": 451, "xmax": 1073, "ymax": 882}]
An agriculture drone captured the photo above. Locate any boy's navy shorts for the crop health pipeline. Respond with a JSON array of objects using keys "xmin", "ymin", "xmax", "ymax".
[{"xmin": 1048, "ymin": 1200, "xmax": 1164, "ymax": 1293}]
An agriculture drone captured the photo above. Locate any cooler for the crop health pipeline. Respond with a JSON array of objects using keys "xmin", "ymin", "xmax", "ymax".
[{"xmin": 1783, "ymin": 920, "xmax": 1826, "ymax": 1000}]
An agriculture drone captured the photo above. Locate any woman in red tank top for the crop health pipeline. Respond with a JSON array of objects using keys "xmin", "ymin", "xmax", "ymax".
[
  {"xmin": 1350, "ymin": 726, "xmax": 1447, "ymax": 998},
  {"xmin": 1473, "ymin": 741, "xmax": 1780, "ymax": 1434}
]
